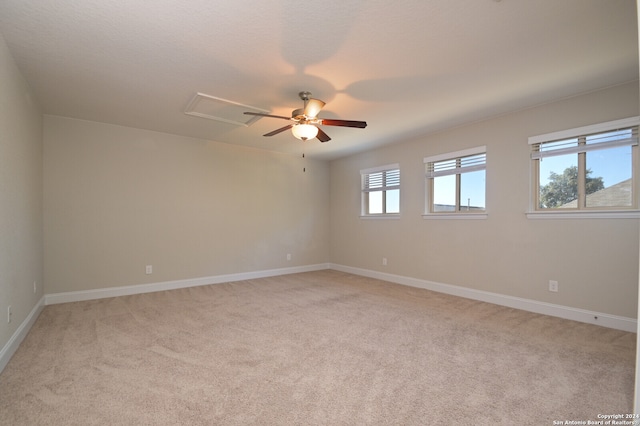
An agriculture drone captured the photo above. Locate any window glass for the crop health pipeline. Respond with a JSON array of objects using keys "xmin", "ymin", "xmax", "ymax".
[
  {"xmin": 386, "ymin": 189, "xmax": 400, "ymax": 214},
  {"xmin": 585, "ymin": 145, "xmax": 632, "ymax": 207},
  {"xmin": 433, "ymin": 174, "xmax": 456, "ymax": 212},
  {"xmin": 539, "ymin": 153, "xmax": 578, "ymax": 209},
  {"xmin": 368, "ymin": 191, "xmax": 383, "ymax": 214},
  {"xmin": 460, "ymin": 169, "xmax": 486, "ymax": 211}
]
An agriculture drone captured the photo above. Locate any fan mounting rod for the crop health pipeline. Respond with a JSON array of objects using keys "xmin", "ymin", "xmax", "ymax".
[
  {"xmin": 293, "ymin": 91, "xmax": 321, "ymax": 121},
  {"xmin": 296, "ymin": 92, "xmax": 313, "ymax": 115},
  {"xmin": 299, "ymin": 91, "xmax": 313, "ymax": 102}
]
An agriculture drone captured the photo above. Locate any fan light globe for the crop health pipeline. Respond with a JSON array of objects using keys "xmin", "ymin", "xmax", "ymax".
[{"xmin": 291, "ymin": 124, "xmax": 318, "ymax": 141}]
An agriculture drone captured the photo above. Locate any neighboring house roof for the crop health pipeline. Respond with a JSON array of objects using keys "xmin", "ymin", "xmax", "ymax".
[{"xmin": 559, "ymin": 178, "xmax": 632, "ymax": 208}]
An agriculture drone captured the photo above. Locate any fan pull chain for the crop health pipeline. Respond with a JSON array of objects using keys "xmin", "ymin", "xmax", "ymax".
[{"xmin": 302, "ymin": 152, "xmax": 306, "ymax": 172}]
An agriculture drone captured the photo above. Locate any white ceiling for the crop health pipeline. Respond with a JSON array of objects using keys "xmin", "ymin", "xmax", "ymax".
[{"xmin": 0, "ymin": 0, "xmax": 637, "ymax": 160}]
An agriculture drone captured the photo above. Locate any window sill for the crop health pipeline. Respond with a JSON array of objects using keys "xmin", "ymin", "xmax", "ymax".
[
  {"xmin": 526, "ymin": 210, "xmax": 640, "ymax": 219},
  {"xmin": 360, "ymin": 214, "xmax": 401, "ymax": 220},
  {"xmin": 422, "ymin": 213, "xmax": 488, "ymax": 220}
]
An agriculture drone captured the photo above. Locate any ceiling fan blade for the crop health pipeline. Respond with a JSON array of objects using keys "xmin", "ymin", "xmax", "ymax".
[
  {"xmin": 320, "ymin": 119, "xmax": 367, "ymax": 128},
  {"xmin": 316, "ymin": 127, "xmax": 331, "ymax": 143},
  {"xmin": 244, "ymin": 112, "xmax": 292, "ymax": 121},
  {"xmin": 303, "ymin": 98, "xmax": 325, "ymax": 118},
  {"xmin": 264, "ymin": 124, "xmax": 293, "ymax": 137}
]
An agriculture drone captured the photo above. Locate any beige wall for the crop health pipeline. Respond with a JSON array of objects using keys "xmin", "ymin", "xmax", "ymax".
[
  {"xmin": 0, "ymin": 35, "xmax": 43, "ymax": 348},
  {"xmin": 43, "ymin": 116, "xmax": 330, "ymax": 293},
  {"xmin": 330, "ymin": 81, "xmax": 640, "ymax": 318}
]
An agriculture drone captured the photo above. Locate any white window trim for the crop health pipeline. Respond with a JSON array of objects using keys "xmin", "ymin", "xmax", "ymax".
[
  {"xmin": 423, "ymin": 146, "xmax": 487, "ymax": 219},
  {"xmin": 527, "ymin": 116, "xmax": 640, "ymax": 217},
  {"xmin": 360, "ymin": 214, "xmax": 401, "ymax": 220},
  {"xmin": 360, "ymin": 163, "xmax": 400, "ymax": 218},
  {"xmin": 526, "ymin": 210, "xmax": 640, "ymax": 220},
  {"xmin": 422, "ymin": 212, "xmax": 488, "ymax": 220}
]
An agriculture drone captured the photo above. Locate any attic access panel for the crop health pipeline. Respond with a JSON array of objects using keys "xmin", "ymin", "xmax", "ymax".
[{"xmin": 184, "ymin": 92, "xmax": 270, "ymax": 126}]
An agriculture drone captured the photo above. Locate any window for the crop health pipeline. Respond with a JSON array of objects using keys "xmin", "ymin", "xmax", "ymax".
[
  {"xmin": 529, "ymin": 117, "xmax": 639, "ymax": 216},
  {"xmin": 424, "ymin": 147, "xmax": 486, "ymax": 217},
  {"xmin": 361, "ymin": 164, "xmax": 400, "ymax": 217}
]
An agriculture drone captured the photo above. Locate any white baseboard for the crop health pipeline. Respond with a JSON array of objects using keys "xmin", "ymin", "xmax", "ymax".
[
  {"xmin": 2, "ymin": 265, "xmax": 330, "ymax": 374},
  {"xmin": 42, "ymin": 262, "xmax": 639, "ymax": 331},
  {"xmin": 330, "ymin": 263, "xmax": 637, "ymax": 333},
  {"xmin": 0, "ymin": 296, "xmax": 45, "ymax": 373},
  {"xmin": 3, "ymin": 261, "xmax": 633, "ymax": 376},
  {"xmin": 44, "ymin": 263, "xmax": 331, "ymax": 305}
]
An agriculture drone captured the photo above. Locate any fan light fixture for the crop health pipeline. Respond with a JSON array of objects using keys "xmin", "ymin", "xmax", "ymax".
[
  {"xmin": 291, "ymin": 123, "xmax": 318, "ymax": 141},
  {"xmin": 243, "ymin": 91, "xmax": 367, "ymax": 143}
]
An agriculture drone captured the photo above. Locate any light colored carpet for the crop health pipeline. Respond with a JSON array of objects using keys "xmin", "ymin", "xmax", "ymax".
[{"xmin": 0, "ymin": 270, "xmax": 635, "ymax": 425}]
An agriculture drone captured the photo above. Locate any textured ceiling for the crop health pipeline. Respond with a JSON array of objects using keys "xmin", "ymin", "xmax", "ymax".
[{"xmin": 0, "ymin": 0, "xmax": 637, "ymax": 160}]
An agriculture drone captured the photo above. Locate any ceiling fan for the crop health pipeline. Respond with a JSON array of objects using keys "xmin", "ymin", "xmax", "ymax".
[{"xmin": 244, "ymin": 91, "xmax": 367, "ymax": 142}]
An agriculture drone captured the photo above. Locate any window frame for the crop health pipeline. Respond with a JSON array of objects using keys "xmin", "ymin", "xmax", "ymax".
[
  {"xmin": 527, "ymin": 116, "xmax": 640, "ymax": 219},
  {"xmin": 423, "ymin": 146, "xmax": 487, "ymax": 220},
  {"xmin": 360, "ymin": 164, "xmax": 400, "ymax": 219}
]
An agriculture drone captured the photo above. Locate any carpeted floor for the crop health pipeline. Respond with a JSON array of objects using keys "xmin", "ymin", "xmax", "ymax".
[{"xmin": 0, "ymin": 270, "xmax": 635, "ymax": 425}]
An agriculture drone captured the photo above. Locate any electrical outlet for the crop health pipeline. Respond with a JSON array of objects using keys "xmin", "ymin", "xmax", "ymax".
[
  {"xmin": 286, "ymin": 253, "xmax": 291, "ymax": 261},
  {"xmin": 7, "ymin": 306, "xmax": 11, "ymax": 323},
  {"xmin": 382, "ymin": 257, "xmax": 388, "ymax": 266},
  {"xmin": 33, "ymin": 280, "xmax": 37, "ymax": 294},
  {"xmin": 145, "ymin": 265, "xmax": 153, "ymax": 275},
  {"xmin": 549, "ymin": 280, "xmax": 559, "ymax": 292}
]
